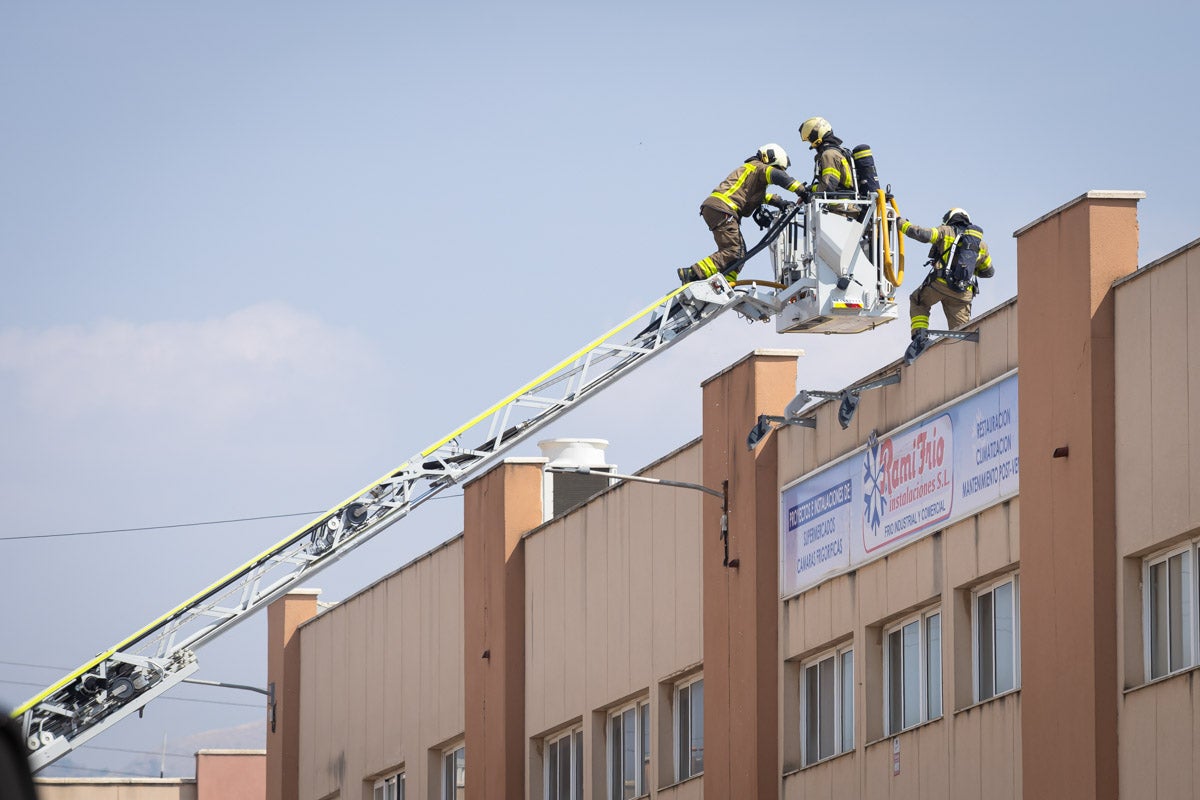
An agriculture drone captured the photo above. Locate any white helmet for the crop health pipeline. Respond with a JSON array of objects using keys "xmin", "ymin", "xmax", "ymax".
[
  {"xmin": 942, "ymin": 207, "xmax": 972, "ymax": 226},
  {"xmin": 757, "ymin": 143, "xmax": 790, "ymax": 169},
  {"xmin": 799, "ymin": 116, "xmax": 832, "ymax": 149}
]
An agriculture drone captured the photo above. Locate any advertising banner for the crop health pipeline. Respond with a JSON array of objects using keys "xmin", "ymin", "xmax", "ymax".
[{"xmin": 780, "ymin": 374, "xmax": 1019, "ymax": 598}]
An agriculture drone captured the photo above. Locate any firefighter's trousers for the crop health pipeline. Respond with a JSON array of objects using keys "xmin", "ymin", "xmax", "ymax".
[
  {"xmin": 910, "ymin": 275, "xmax": 973, "ymax": 335},
  {"xmin": 688, "ymin": 205, "xmax": 745, "ymax": 280}
]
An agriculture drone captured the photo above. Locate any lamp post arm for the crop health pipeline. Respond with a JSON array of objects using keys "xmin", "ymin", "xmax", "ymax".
[
  {"xmin": 546, "ymin": 466, "xmax": 724, "ymax": 499},
  {"xmin": 547, "ymin": 466, "xmax": 734, "ymax": 567},
  {"xmin": 181, "ymin": 678, "xmax": 270, "ymax": 697}
]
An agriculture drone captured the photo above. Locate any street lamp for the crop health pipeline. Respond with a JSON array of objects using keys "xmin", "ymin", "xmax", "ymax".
[{"xmin": 545, "ymin": 466, "xmax": 736, "ymax": 567}]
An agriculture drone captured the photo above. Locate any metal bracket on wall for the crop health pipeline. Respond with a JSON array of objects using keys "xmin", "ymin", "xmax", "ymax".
[{"xmin": 904, "ymin": 328, "xmax": 980, "ymax": 366}]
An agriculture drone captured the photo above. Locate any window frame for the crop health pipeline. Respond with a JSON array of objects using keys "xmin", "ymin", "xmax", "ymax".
[
  {"xmin": 441, "ymin": 743, "xmax": 465, "ymax": 800},
  {"xmin": 800, "ymin": 643, "xmax": 854, "ymax": 767},
  {"xmin": 373, "ymin": 771, "xmax": 404, "ymax": 800},
  {"xmin": 544, "ymin": 724, "xmax": 584, "ymax": 800},
  {"xmin": 972, "ymin": 574, "xmax": 1021, "ymax": 703},
  {"xmin": 1142, "ymin": 542, "xmax": 1198, "ymax": 681},
  {"xmin": 883, "ymin": 607, "xmax": 943, "ymax": 734},
  {"xmin": 673, "ymin": 675, "xmax": 704, "ymax": 782},
  {"xmin": 607, "ymin": 698, "xmax": 651, "ymax": 800}
]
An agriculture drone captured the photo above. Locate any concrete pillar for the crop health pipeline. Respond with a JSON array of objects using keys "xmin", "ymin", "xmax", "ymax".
[
  {"xmin": 463, "ymin": 459, "xmax": 544, "ymax": 800},
  {"xmin": 701, "ymin": 349, "xmax": 802, "ymax": 799},
  {"xmin": 265, "ymin": 588, "xmax": 320, "ymax": 800},
  {"xmin": 1014, "ymin": 190, "xmax": 1143, "ymax": 800}
]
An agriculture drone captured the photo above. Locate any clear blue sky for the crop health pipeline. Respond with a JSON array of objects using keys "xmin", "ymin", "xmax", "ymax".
[{"xmin": 2, "ymin": 0, "xmax": 1195, "ymax": 778}]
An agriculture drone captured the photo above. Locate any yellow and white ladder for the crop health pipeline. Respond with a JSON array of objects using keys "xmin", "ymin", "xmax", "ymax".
[{"xmin": 14, "ymin": 275, "xmax": 777, "ymax": 772}]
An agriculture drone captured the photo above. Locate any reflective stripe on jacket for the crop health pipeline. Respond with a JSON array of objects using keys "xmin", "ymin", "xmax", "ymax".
[
  {"xmin": 705, "ymin": 158, "xmax": 803, "ymax": 216},
  {"xmin": 811, "ymin": 146, "xmax": 854, "ymax": 194},
  {"xmin": 898, "ymin": 220, "xmax": 996, "ymax": 284}
]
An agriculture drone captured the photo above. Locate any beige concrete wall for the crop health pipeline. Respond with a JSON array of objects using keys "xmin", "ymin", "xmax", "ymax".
[
  {"xmin": 779, "ymin": 505, "xmax": 1022, "ymax": 800},
  {"xmin": 777, "ymin": 304, "xmax": 1021, "ymax": 799},
  {"xmin": 524, "ymin": 440, "xmax": 705, "ymax": 799},
  {"xmin": 1114, "ymin": 238, "xmax": 1200, "ymax": 798},
  {"xmin": 297, "ymin": 537, "xmax": 465, "ymax": 800},
  {"xmin": 35, "ymin": 778, "xmax": 198, "ymax": 800},
  {"xmin": 35, "ymin": 752, "xmax": 262, "ymax": 800},
  {"xmin": 196, "ymin": 750, "xmax": 265, "ymax": 800}
]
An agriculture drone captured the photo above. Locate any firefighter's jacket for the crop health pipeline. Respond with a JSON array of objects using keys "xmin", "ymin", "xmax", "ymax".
[
  {"xmin": 811, "ymin": 145, "xmax": 855, "ymax": 195},
  {"xmin": 899, "ymin": 220, "xmax": 995, "ymax": 293},
  {"xmin": 703, "ymin": 157, "xmax": 803, "ymax": 218}
]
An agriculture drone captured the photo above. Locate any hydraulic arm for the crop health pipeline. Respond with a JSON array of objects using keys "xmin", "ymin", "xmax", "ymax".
[
  {"xmin": 13, "ymin": 276, "xmax": 776, "ymax": 772},
  {"xmin": 13, "ymin": 195, "xmax": 891, "ymax": 772}
]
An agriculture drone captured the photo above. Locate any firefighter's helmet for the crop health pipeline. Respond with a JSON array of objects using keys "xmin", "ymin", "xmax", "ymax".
[
  {"xmin": 757, "ymin": 143, "xmax": 790, "ymax": 169},
  {"xmin": 942, "ymin": 207, "xmax": 972, "ymax": 226},
  {"xmin": 799, "ymin": 116, "xmax": 832, "ymax": 149}
]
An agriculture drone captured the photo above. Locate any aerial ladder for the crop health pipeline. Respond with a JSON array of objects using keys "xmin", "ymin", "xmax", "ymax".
[{"xmin": 12, "ymin": 192, "xmax": 904, "ymax": 772}]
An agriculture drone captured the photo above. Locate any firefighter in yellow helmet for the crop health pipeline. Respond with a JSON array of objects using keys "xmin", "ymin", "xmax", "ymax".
[
  {"xmin": 897, "ymin": 208, "xmax": 995, "ymax": 340},
  {"xmin": 678, "ymin": 143, "xmax": 810, "ymax": 285},
  {"xmin": 798, "ymin": 116, "xmax": 856, "ymax": 197}
]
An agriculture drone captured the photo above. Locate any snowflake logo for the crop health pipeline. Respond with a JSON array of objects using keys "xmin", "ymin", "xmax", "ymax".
[{"xmin": 862, "ymin": 432, "xmax": 888, "ymax": 534}]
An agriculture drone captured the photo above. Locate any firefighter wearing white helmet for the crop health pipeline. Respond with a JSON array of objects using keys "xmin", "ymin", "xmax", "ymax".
[
  {"xmin": 677, "ymin": 143, "xmax": 810, "ymax": 285},
  {"xmin": 797, "ymin": 116, "xmax": 855, "ymax": 196},
  {"xmin": 756, "ymin": 143, "xmax": 790, "ymax": 169},
  {"xmin": 897, "ymin": 207, "xmax": 995, "ymax": 340},
  {"xmin": 942, "ymin": 208, "xmax": 971, "ymax": 226}
]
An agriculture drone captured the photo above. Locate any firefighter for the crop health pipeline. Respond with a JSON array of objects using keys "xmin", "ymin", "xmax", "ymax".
[
  {"xmin": 898, "ymin": 208, "xmax": 995, "ymax": 339},
  {"xmin": 678, "ymin": 143, "xmax": 810, "ymax": 285},
  {"xmin": 797, "ymin": 116, "xmax": 856, "ymax": 197}
]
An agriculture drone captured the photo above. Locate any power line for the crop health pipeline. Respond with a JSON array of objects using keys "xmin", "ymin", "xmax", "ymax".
[
  {"xmin": 0, "ymin": 660, "xmax": 69, "ymax": 671},
  {"xmin": 80, "ymin": 744, "xmax": 194, "ymax": 759},
  {"xmin": 1, "ymin": 679, "xmax": 70, "ymax": 689},
  {"xmin": 0, "ymin": 511, "xmax": 324, "ymax": 542},
  {"xmin": 0, "ymin": 679, "xmax": 261, "ymax": 709},
  {"xmin": 45, "ymin": 763, "xmax": 165, "ymax": 778},
  {"xmin": 0, "ymin": 493, "xmax": 464, "ymax": 543},
  {"xmin": 157, "ymin": 696, "xmax": 263, "ymax": 709}
]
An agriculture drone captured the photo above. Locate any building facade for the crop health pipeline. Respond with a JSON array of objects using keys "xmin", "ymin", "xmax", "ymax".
[
  {"xmin": 267, "ymin": 192, "xmax": 1200, "ymax": 799},
  {"xmin": 35, "ymin": 750, "xmax": 265, "ymax": 800}
]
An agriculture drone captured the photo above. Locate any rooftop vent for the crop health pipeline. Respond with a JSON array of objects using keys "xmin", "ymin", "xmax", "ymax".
[{"xmin": 539, "ymin": 438, "xmax": 615, "ymax": 520}]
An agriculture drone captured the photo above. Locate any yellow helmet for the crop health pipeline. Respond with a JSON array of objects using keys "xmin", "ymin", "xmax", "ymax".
[
  {"xmin": 799, "ymin": 116, "xmax": 832, "ymax": 149},
  {"xmin": 757, "ymin": 143, "xmax": 790, "ymax": 169}
]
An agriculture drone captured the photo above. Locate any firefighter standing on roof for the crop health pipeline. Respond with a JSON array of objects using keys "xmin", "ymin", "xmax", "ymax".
[
  {"xmin": 679, "ymin": 144, "xmax": 809, "ymax": 285},
  {"xmin": 898, "ymin": 208, "xmax": 995, "ymax": 337}
]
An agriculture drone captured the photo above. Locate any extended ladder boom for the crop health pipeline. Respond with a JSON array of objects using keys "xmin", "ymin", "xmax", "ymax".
[{"xmin": 14, "ymin": 276, "xmax": 780, "ymax": 772}]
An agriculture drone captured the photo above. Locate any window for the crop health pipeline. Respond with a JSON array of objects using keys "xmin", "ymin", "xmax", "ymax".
[
  {"xmin": 974, "ymin": 575, "xmax": 1020, "ymax": 702},
  {"xmin": 675, "ymin": 676, "xmax": 704, "ymax": 781},
  {"xmin": 1145, "ymin": 545, "xmax": 1196, "ymax": 680},
  {"xmin": 545, "ymin": 726, "xmax": 583, "ymax": 800},
  {"xmin": 442, "ymin": 744, "xmax": 465, "ymax": 800},
  {"xmin": 801, "ymin": 645, "xmax": 853, "ymax": 766},
  {"xmin": 608, "ymin": 699, "xmax": 650, "ymax": 799},
  {"xmin": 884, "ymin": 609, "xmax": 942, "ymax": 734},
  {"xmin": 373, "ymin": 772, "xmax": 404, "ymax": 800}
]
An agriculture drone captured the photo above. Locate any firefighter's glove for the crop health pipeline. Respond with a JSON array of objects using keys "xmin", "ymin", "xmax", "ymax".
[{"xmin": 797, "ymin": 187, "xmax": 813, "ymax": 204}]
